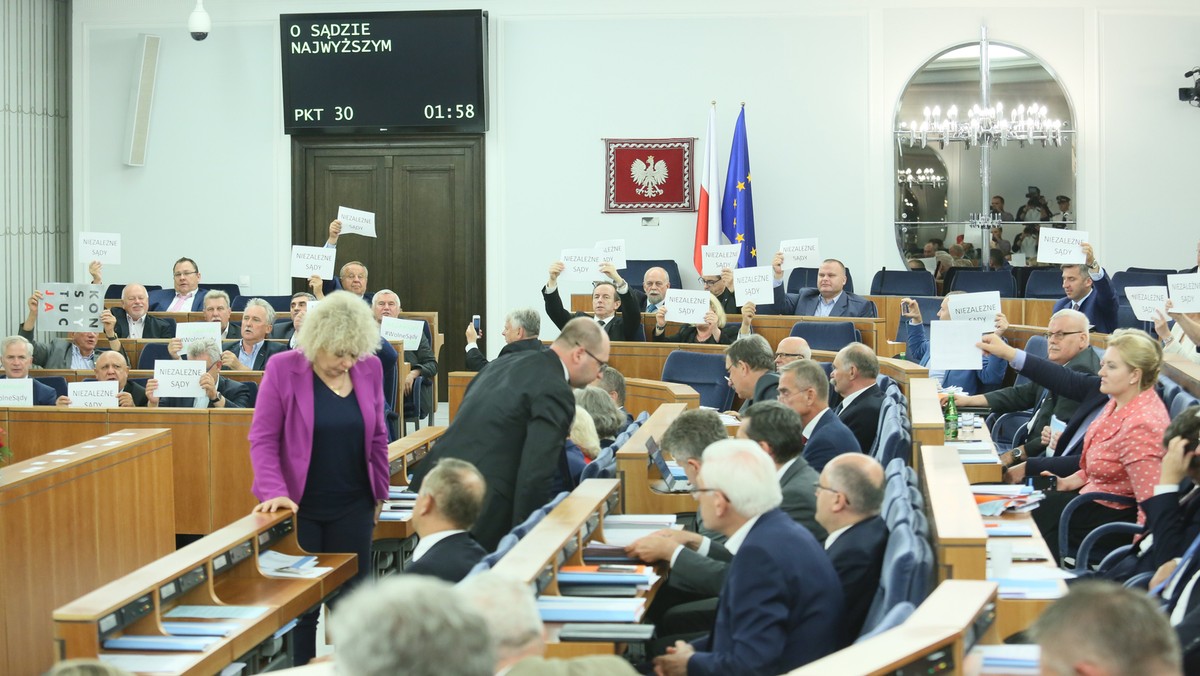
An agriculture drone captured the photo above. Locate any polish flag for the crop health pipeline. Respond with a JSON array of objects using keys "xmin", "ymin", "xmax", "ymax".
[{"xmin": 693, "ymin": 104, "xmax": 721, "ymax": 275}]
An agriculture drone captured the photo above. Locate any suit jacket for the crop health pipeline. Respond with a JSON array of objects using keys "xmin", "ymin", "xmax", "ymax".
[
  {"xmin": 111, "ymin": 307, "xmax": 176, "ymax": 339},
  {"xmin": 404, "ymin": 532, "xmax": 487, "ymax": 583},
  {"xmin": 905, "ymin": 321, "xmax": 1008, "ymax": 394},
  {"xmin": 652, "ymin": 324, "xmax": 739, "ymax": 345},
  {"xmin": 689, "ymin": 509, "xmax": 843, "ymax": 675},
  {"xmin": 0, "ymin": 376, "xmax": 57, "ymax": 405},
  {"xmin": 543, "ymin": 285, "xmax": 642, "ymax": 342},
  {"xmin": 984, "ymin": 348, "xmax": 1100, "ymax": 456},
  {"xmin": 464, "ymin": 337, "xmax": 543, "ymax": 372},
  {"xmin": 507, "ymin": 656, "xmax": 638, "ymax": 676},
  {"xmin": 837, "ymin": 384, "xmax": 884, "ymax": 453},
  {"xmin": 802, "ymin": 409, "xmax": 862, "ymax": 472},
  {"xmin": 738, "ymin": 371, "xmax": 780, "ymax": 414},
  {"xmin": 1017, "ymin": 352, "xmax": 1109, "ymax": 478},
  {"xmin": 1052, "ymin": 271, "xmax": 1119, "ymax": 334},
  {"xmin": 158, "ymin": 376, "xmax": 251, "ymax": 409},
  {"xmin": 827, "ymin": 515, "xmax": 888, "ymax": 646},
  {"xmin": 221, "ymin": 339, "xmax": 288, "ymax": 371},
  {"xmin": 1136, "ymin": 485, "xmax": 1200, "ymax": 574},
  {"xmin": 248, "ymin": 349, "xmax": 390, "ymax": 503},
  {"xmin": 17, "ymin": 326, "xmax": 120, "ymax": 370},
  {"xmin": 223, "ymin": 323, "xmax": 241, "ymax": 340},
  {"xmin": 404, "ymin": 331, "xmax": 438, "ymax": 415},
  {"xmin": 409, "ymin": 349, "xmax": 575, "ymax": 550},
  {"xmin": 319, "ymin": 278, "xmax": 374, "ymax": 306},
  {"xmin": 124, "ymin": 380, "xmax": 149, "ymax": 407},
  {"xmin": 147, "ymin": 288, "xmax": 208, "ymax": 312},
  {"xmin": 670, "ymin": 458, "xmax": 826, "ymax": 596},
  {"xmin": 712, "ymin": 288, "xmax": 739, "ymax": 316},
  {"xmin": 770, "ymin": 285, "xmax": 878, "ymax": 318},
  {"xmin": 270, "ymin": 321, "xmax": 296, "ymax": 343}
]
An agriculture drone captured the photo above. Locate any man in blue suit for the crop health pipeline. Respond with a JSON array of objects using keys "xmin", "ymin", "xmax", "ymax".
[
  {"xmin": 778, "ymin": 359, "xmax": 862, "ymax": 472},
  {"xmin": 147, "ymin": 257, "xmax": 210, "ymax": 312},
  {"xmin": 1052, "ymin": 243, "xmax": 1118, "ymax": 334},
  {"xmin": 900, "ymin": 292, "xmax": 1008, "ymax": 395},
  {"xmin": 653, "ymin": 440, "xmax": 842, "ymax": 675},
  {"xmin": 766, "ymin": 257, "xmax": 878, "ymax": 318}
]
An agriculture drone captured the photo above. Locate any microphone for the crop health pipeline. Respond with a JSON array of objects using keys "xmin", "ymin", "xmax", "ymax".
[{"xmin": 1186, "ymin": 68, "xmax": 1199, "ymax": 78}]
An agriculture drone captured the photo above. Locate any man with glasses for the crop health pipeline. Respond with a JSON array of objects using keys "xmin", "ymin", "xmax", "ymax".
[
  {"xmin": 652, "ymin": 440, "xmax": 842, "ymax": 675},
  {"xmin": 814, "ymin": 453, "xmax": 887, "ymax": 646},
  {"xmin": 543, "ymin": 260, "xmax": 643, "ymax": 341},
  {"xmin": 955, "ymin": 309, "xmax": 1099, "ymax": 468},
  {"xmin": 778, "ymin": 359, "xmax": 861, "ymax": 472},
  {"xmin": 146, "ymin": 338, "xmax": 251, "ymax": 408},
  {"xmin": 698, "ymin": 267, "xmax": 739, "ymax": 315},
  {"xmin": 410, "ymin": 317, "xmax": 608, "ymax": 550},
  {"xmin": 148, "ymin": 257, "xmax": 210, "ymax": 312},
  {"xmin": 1053, "ymin": 242, "xmax": 1117, "ymax": 334},
  {"xmin": 773, "ymin": 336, "xmax": 811, "ymax": 368},
  {"xmin": 724, "ymin": 335, "xmax": 778, "ymax": 417}
]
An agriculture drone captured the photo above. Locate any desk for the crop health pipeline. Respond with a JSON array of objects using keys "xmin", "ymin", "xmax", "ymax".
[
  {"xmin": 372, "ymin": 426, "xmax": 446, "ymax": 545},
  {"xmin": 788, "ymin": 580, "xmax": 999, "ymax": 675},
  {"xmin": 491, "ymin": 478, "xmax": 626, "ymax": 658},
  {"xmin": 954, "ymin": 419, "xmax": 1004, "ymax": 484},
  {"xmin": 921, "ymin": 447, "xmax": 988, "ymax": 582},
  {"xmin": 54, "ymin": 510, "xmax": 356, "ymax": 675},
  {"xmin": 992, "ymin": 510, "xmax": 1067, "ymax": 640},
  {"xmin": 908, "ymin": 378, "xmax": 945, "ymax": 476},
  {"xmin": 1164, "ymin": 354, "xmax": 1200, "ymax": 399},
  {"xmin": 2, "ymin": 429, "xmax": 175, "ymax": 675},
  {"xmin": 615, "ymin": 403, "xmax": 698, "ymax": 515}
]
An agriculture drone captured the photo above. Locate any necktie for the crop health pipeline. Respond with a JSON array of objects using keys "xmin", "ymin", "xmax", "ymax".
[
  {"xmin": 169, "ymin": 293, "xmax": 188, "ymax": 312},
  {"xmin": 801, "ymin": 434, "xmax": 809, "ymax": 445},
  {"xmin": 834, "ymin": 402, "xmax": 845, "ymax": 416},
  {"xmin": 646, "ymin": 303, "xmax": 657, "ymax": 313},
  {"xmin": 1070, "ymin": 302, "xmax": 1080, "ymax": 311},
  {"xmin": 596, "ymin": 317, "xmax": 606, "ymax": 327}
]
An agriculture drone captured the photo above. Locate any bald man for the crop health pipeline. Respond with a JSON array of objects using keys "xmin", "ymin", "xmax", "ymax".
[
  {"xmin": 55, "ymin": 351, "xmax": 147, "ymax": 407},
  {"xmin": 774, "ymin": 336, "xmax": 812, "ymax": 369}
]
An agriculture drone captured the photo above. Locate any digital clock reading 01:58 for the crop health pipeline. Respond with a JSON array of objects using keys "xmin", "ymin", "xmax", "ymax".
[{"xmin": 423, "ymin": 104, "xmax": 477, "ymax": 120}]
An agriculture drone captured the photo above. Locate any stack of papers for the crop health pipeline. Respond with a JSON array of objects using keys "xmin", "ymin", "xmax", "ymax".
[
  {"xmin": 258, "ymin": 550, "xmax": 331, "ymax": 578},
  {"xmin": 602, "ymin": 515, "xmax": 677, "ymax": 547},
  {"xmin": 536, "ymin": 596, "xmax": 646, "ymax": 622},
  {"xmin": 972, "ymin": 645, "xmax": 1040, "ymax": 675},
  {"xmin": 557, "ymin": 565, "xmax": 652, "ymax": 586},
  {"xmin": 973, "ymin": 485, "xmax": 1045, "ymax": 516},
  {"xmin": 379, "ymin": 510, "xmax": 413, "ymax": 522},
  {"xmin": 102, "ymin": 635, "xmax": 220, "ymax": 651},
  {"xmin": 164, "ymin": 605, "xmax": 268, "ymax": 620},
  {"xmin": 162, "ymin": 622, "xmax": 239, "ymax": 637},
  {"xmin": 388, "ymin": 486, "xmax": 417, "ymax": 500},
  {"xmin": 100, "ymin": 654, "xmax": 202, "ymax": 672},
  {"xmin": 983, "ymin": 521, "xmax": 1034, "ymax": 538},
  {"xmin": 990, "ymin": 577, "xmax": 1065, "ymax": 600},
  {"xmin": 582, "ymin": 543, "xmax": 640, "ymax": 564}
]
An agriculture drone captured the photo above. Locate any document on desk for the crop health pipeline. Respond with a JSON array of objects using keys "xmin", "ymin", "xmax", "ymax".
[
  {"xmin": 557, "ymin": 565, "xmax": 652, "ymax": 586},
  {"xmin": 388, "ymin": 486, "xmax": 417, "ymax": 499},
  {"xmin": 536, "ymin": 596, "xmax": 646, "ymax": 622},
  {"xmin": 258, "ymin": 550, "xmax": 330, "ymax": 578},
  {"xmin": 102, "ymin": 634, "xmax": 220, "ymax": 651},
  {"xmin": 959, "ymin": 453, "xmax": 1000, "ymax": 464},
  {"xmin": 162, "ymin": 621, "xmax": 240, "ymax": 637},
  {"xmin": 165, "ymin": 605, "xmax": 269, "ymax": 620},
  {"xmin": 379, "ymin": 510, "xmax": 413, "ymax": 521},
  {"xmin": 100, "ymin": 653, "xmax": 201, "ymax": 673},
  {"xmin": 582, "ymin": 542, "xmax": 641, "ymax": 564},
  {"xmin": 982, "ymin": 521, "xmax": 1034, "ymax": 537},
  {"xmin": 972, "ymin": 644, "xmax": 1040, "ymax": 675},
  {"xmin": 990, "ymin": 577, "xmax": 1065, "ymax": 599}
]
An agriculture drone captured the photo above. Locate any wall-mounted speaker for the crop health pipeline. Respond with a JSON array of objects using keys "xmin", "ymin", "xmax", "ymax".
[{"xmin": 124, "ymin": 34, "xmax": 161, "ymax": 167}]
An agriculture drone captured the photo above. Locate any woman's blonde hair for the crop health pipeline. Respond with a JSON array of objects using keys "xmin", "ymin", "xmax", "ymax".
[
  {"xmin": 296, "ymin": 291, "xmax": 381, "ymax": 362},
  {"xmin": 1106, "ymin": 328, "xmax": 1162, "ymax": 391},
  {"xmin": 707, "ymin": 294, "xmax": 727, "ymax": 328},
  {"xmin": 570, "ymin": 406, "xmax": 601, "ymax": 459}
]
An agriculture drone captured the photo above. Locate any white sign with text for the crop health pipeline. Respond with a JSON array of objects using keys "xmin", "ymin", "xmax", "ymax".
[
  {"xmin": 67, "ymin": 381, "xmax": 119, "ymax": 408},
  {"xmin": 176, "ymin": 322, "xmax": 222, "ymax": 352},
  {"xmin": 594, "ymin": 239, "xmax": 627, "ymax": 270},
  {"xmin": 1168, "ymin": 273, "xmax": 1200, "ymax": 314},
  {"xmin": 1036, "ymin": 230, "xmax": 1088, "ymax": 265},
  {"xmin": 153, "ymin": 360, "xmax": 206, "ymax": 399},
  {"xmin": 379, "ymin": 317, "xmax": 424, "ymax": 346},
  {"xmin": 664, "ymin": 289, "xmax": 712, "ymax": 325},
  {"xmin": 36, "ymin": 283, "xmax": 104, "ymax": 333},
  {"xmin": 290, "ymin": 246, "xmax": 337, "ymax": 280},
  {"xmin": 734, "ymin": 266, "xmax": 774, "ymax": 306},
  {"xmin": 0, "ymin": 379, "xmax": 34, "ymax": 407},
  {"xmin": 559, "ymin": 249, "xmax": 605, "ymax": 282},
  {"xmin": 1125, "ymin": 286, "xmax": 1169, "ymax": 322},
  {"xmin": 701, "ymin": 244, "xmax": 742, "ymax": 276},
  {"xmin": 77, "ymin": 232, "xmax": 121, "ymax": 265},
  {"xmin": 947, "ymin": 291, "xmax": 1002, "ymax": 324},
  {"xmin": 927, "ymin": 320, "xmax": 992, "ymax": 371},
  {"xmin": 779, "ymin": 238, "xmax": 821, "ymax": 269},
  {"xmin": 336, "ymin": 206, "xmax": 377, "ymax": 238}
]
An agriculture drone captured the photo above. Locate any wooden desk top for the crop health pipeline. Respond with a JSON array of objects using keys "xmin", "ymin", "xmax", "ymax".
[
  {"xmin": 921, "ymin": 447, "xmax": 989, "ymax": 548},
  {"xmin": 0, "ymin": 427, "xmax": 170, "ymax": 492},
  {"xmin": 1164, "ymin": 354, "xmax": 1200, "ymax": 399}
]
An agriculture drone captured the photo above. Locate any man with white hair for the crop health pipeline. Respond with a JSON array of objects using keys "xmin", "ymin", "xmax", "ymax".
[
  {"xmin": 147, "ymin": 338, "xmax": 251, "ymax": 408},
  {"xmin": 457, "ymin": 572, "xmax": 638, "ymax": 675},
  {"xmin": 221, "ymin": 297, "xmax": 288, "ymax": 371},
  {"xmin": 464, "ymin": 307, "xmax": 543, "ymax": 372},
  {"xmin": 653, "ymin": 440, "xmax": 843, "ymax": 675},
  {"xmin": 637, "ymin": 266, "xmax": 671, "ymax": 313},
  {"xmin": 110, "ymin": 283, "xmax": 176, "ymax": 339},
  {"xmin": 373, "ymin": 289, "xmax": 437, "ymax": 415},
  {"xmin": 0, "ymin": 336, "xmax": 57, "ymax": 405},
  {"xmin": 333, "ymin": 576, "xmax": 494, "ymax": 676}
]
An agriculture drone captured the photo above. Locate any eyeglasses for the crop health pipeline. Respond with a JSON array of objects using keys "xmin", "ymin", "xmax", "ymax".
[
  {"xmin": 576, "ymin": 344, "xmax": 607, "ymax": 371},
  {"xmin": 173, "ymin": 270, "xmax": 198, "ymax": 278},
  {"xmin": 775, "ymin": 352, "xmax": 805, "ymax": 360},
  {"xmin": 815, "ymin": 483, "xmax": 850, "ymax": 505},
  {"xmin": 1043, "ymin": 330, "xmax": 1083, "ymax": 341},
  {"xmin": 698, "ymin": 277, "xmax": 721, "ymax": 287},
  {"xmin": 689, "ymin": 487, "xmax": 723, "ymax": 499}
]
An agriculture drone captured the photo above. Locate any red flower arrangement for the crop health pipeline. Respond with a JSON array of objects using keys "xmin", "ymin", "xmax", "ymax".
[{"xmin": 0, "ymin": 426, "xmax": 9, "ymax": 464}]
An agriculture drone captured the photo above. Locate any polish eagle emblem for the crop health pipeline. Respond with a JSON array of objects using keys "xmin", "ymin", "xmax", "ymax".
[{"xmin": 630, "ymin": 155, "xmax": 668, "ymax": 198}]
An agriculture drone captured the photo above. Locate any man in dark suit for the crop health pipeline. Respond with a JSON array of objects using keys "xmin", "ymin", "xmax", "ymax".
[
  {"xmin": 110, "ymin": 283, "xmax": 175, "ymax": 339},
  {"xmin": 830, "ymin": 342, "xmax": 886, "ymax": 453},
  {"xmin": 406, "ymin": 458, "xmax": 488, "ymax": 583},
  {"xmin": 270, "ymin": 292, "xmax": 316, "ymax": 347},
  {"xmin": 1051, "ymin": 243, "xmax": 1118, "ymax": 334},
  {"xmin": 725, "ymin": 335, "xmax": 779, "ymax": 416},
  {"xmin": 148, "ymin": 257, "xmax": 210, "ymax": 312},
  {"xmin": 957, "ymin": 309, "xmax": 1099, "ymax": 466},
  {"xmin": 148, "ymin": 338, "xmax": 251, "ymax": 409},
  {"xmin": 54, "ymin": 350, "xmax": 147, "ymax": 407},
  {"xmin": 410, "ymin": 318, "xmax": 609, "ymax": 550},
  {"xmin": 221, "ymin": 298, "xmax": 287, "ymax": 371},
  {"xmin": 653, "ymin": 440, "xmax": 843, "ymax": 675},
  {"xmin": 464, "ymin": 307, "xmax": 543, "ymax": 372},
  {"xmin": 0, "ymin": 335, "xmax": 58, "ymax": 405},
  {"xmin": 311, "ymin": 220, "xmax": 375, "ymax": 304},
  {"xmin": 542, "ymin": 260, "xmax": 642, "ymax": 342},
  {"xmin": 815, "ymin": 453, "xmax": 888, "ymax": 646},
  {"xmin": 780, "ymin": 359, "xmax": 862, "ymax": 472},
  {"xmin": 373, "ymin": 290, "xmax": 438, "ymax": 417},
  {"xmin": 767, "ymin": 258, "xmax": 878, "ymax": 318}
]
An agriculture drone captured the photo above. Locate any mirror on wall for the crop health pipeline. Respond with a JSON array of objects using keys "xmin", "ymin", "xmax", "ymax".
[{"xmin": 894, "ymin": 40, "xmax": 1076, "ymax": 261}]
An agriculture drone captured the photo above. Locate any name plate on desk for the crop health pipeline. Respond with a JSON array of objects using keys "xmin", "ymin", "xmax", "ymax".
[
  {"xmin": 67, "ymin": 381, "xmax": 119, "ymax": 408},
  {"xmin": 0, "ymin": 378, "xmax": 34, "ymax": 406}
]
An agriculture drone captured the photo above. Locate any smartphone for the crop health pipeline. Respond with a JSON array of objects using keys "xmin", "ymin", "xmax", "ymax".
[
  {"xmin": 472, "ymin": 314, "xmax": 481, "ymax": 335},
  {"xmin": 1029, "ymin": 475, "xmax": 1057, "ymax": 492}
]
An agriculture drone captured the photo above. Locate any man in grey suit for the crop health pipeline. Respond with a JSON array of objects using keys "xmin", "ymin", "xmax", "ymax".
[{"xmin": 18, "ymin": 290, "xmax": 125, "ymax": 369}]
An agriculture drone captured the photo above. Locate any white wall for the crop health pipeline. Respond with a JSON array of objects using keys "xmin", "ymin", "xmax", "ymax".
[{"xmin": 71, "ymin": 0, "xmax": 1200, "ymax": 345}]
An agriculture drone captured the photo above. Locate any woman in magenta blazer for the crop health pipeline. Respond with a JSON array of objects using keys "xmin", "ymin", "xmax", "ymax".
[{"xmin": 249, "ymin": 291, "xmax": 390, "ymax": 665}]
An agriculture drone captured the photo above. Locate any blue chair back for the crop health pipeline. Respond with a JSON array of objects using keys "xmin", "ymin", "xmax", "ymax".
[
  {"xmin": 34, "ymin": 376, "xmax": 68, "ymax": 398},
  {"xmin": 1023, "ymin": 268, "xmax": 1064, "ymax": 299},
  {"xmin": 1112, "ymin": 271, "xmax": 1168, "ymax": 302},
  {"xmin": 788, "ymin": 267, "xmax": 854, "ymax": 294},
  {"xmin": 510, "ymin": 509, "xmax": 546, "ymax": 539},
  {"xmin": 1116, "ymin": 304, "xmax": 1151, "ymax": 332},
  {"xmin": 856, "ymin": 601, "xmax": 915, "ymax": 642},
  {"xmin": 581, "ymin": 447, "xmax": 616, "ymax": 480},
  {"xmin": 105, "ymin": 284, "xmax": 162, "ymax": 300},
  {"xmin": 137, "ymin": 343, "xmax": 173, "ymax": 370},
  {"xmin": 1159, "ymin": 375, "xmax": 1183, "ymax": 410},
  {"xmin": 1013, "ymin": 335, "xmax": 1047, "ymax": 387},
  {"xmin": 232, "ymin": 295, "xmax": 293, "ymax": 312},
  {"xmin": 789, "ymin": 321, "xmax": 860, "ymax": 352},
  {"xmin": 623, "ymin": 259, "xmax": 682, "ymax": 293},
  {"xmin": 1171, "ymin": 391, "xmax": 1199, "ymax": 418},
  {"xmin": 861, "ymin": 525, "xmax": 930, "ymax": 632},
  {"xmin": 542, "ymin": 491, "xmax": 570, "ymax": 514},
  {"xmin": 1126, "ymin": 267, "xmax": 1178, "ymax": 275},
  {"xmin": 661, "ymin": 351, "xmax": 733, "ymax": 410},
  {"xmin": 204, "ymin": 283, "xmax": 242, "ymax": 300},
  {"xmin": 481, "ymin": 533, "xmax": 520, "ymax": 566},
  {"xmin": 892, "ymin": 297, "xmax": 943, "ymax": 344},
  {"xmin": 949, "ymin": 270, "xmax": 1016, "ymax": 297},
  {"xmin": 870, "ymin": 270, "xmax": 935, "ymax": 297}
]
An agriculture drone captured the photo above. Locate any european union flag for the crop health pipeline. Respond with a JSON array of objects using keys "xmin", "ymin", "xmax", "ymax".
[{"xmin": 720, "ymin": 107, "xmax": 756, "ymax": 268}]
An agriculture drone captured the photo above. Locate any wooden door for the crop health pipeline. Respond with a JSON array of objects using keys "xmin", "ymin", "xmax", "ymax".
[{"xmin": 292, "ymin": 136, "xmax": 485, "ymax": 378}]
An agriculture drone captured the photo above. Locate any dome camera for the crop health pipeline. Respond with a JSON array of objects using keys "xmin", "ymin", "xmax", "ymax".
[{"xmin": 188, "ymin": 0, "xmax": 211, "ymax": 41}]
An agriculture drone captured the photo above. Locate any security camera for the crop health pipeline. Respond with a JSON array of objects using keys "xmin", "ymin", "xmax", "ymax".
[
  {"xmin": 188, "ymin": 0, "xmax": 210, "ymax": 41},
  {"xmin": 1182, "ymin": 67, "xmax": 1200, "ymax": 107}
]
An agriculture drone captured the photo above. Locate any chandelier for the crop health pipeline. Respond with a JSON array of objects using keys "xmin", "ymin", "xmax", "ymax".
[
  {"xmin": 897, "ymin": 167, "xmax": 945, "ymax": 189},
  {"xmin": 897, "ymin": 102, "xmax": 1068, "ymax": 149}
]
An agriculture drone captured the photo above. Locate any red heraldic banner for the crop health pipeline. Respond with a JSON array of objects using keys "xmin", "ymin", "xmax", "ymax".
[{"xmin": 603, "ymin": 138, "xmax": 695, "ymax": 213}]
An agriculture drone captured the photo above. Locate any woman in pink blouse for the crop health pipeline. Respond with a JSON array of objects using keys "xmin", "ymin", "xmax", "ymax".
[{"xmin": 981, "ymin": 328, "xmax": 1169, "ymax": 563}]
